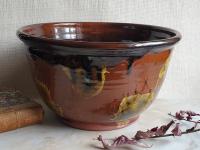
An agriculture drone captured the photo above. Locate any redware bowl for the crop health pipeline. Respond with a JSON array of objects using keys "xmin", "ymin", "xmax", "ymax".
[{"xmin": 17, "ymin": 22, "xmax": 181, "ymax": 130}]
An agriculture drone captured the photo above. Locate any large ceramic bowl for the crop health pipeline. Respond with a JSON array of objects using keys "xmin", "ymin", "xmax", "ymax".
[{"xmin": 17, "ymin": 22, "xmax": 181, "ymax": 130}]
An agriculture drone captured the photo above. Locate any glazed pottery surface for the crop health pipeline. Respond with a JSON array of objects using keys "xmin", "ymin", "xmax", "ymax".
[{"xmin": 17, "ymin": 22, "xmax": 181, "ymax": 130}]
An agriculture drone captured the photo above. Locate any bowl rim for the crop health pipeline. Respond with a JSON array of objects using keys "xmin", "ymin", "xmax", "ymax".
[{"xmin": 17, "ymin": 22, "xmax": 181, "ymax": 49}]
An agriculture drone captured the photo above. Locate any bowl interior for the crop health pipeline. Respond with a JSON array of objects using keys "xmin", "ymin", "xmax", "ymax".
[{"xmin": 19, "ymin": 22, "xmax": 176, "ymax": 43}]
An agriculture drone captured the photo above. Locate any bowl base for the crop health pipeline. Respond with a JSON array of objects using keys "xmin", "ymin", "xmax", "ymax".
[{"xmin": 60, "ymin": 116, "xmax": 139, "ymax": 131}]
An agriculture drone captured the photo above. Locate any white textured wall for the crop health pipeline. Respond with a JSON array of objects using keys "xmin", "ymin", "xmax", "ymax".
[{"xmin": 0, "ymin": 0, "xmax": 200, "ymax": 100}]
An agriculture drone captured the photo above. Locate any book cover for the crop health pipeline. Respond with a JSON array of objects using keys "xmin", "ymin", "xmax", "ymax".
[{"xmin": 0, "ymin": 89, "xmax": 44, "ymax": 133}]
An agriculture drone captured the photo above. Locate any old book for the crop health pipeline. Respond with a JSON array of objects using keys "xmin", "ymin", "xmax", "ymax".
[{"xmin": 0, "ymin": 89, "xmax": 44, "ymax": 133}]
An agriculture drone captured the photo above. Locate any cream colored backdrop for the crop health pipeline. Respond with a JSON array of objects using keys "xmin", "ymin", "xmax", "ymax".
[{"xmin": 0, "ymin": 0, "xmax": 200, "ymax": 100}]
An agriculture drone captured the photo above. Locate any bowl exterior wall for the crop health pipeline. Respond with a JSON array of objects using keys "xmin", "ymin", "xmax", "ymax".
[{"xmin": 27, "ymin": 47, "xmax": 172, "ymax": 130}]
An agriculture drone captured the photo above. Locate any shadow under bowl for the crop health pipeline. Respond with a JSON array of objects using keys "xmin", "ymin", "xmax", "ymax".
[{"xmin": 17, "ymin": 22, "xmax": 181, "ymax": 130}]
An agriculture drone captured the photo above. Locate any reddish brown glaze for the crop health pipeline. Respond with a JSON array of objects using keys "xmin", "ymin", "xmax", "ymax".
[{"xmin": 17, "ymin": 22, "xmax": 181, "ymax": 130}]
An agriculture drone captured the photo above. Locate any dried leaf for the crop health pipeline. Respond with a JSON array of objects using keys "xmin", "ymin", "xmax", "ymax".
[
  {"xmin": 155, "ymin": 120, "xmax": 175, "ymax": 136},
  {"xmin": 97, "ymin": 135, "xmax": 151, "ymax": 149},
  {"xmin": 135, "ymin": 120, "xmax": 174, "ymax": 140},
  {"xmin": 97, "ymin": 135, "xmax": 114, "ymax": 149},
  {"xmin": 171, "ymin": 123, "xmax": 182, "ymax": 136},
  {"xmin": 113, "ymin": 135, "xmax": 137, "ymax": 146},
  {"xmin": 150, "ymin": 127, "xmax": 158, "ymax": 132},
  {"xmin": 186, "ymin": 115, "xmax": 192, "ymax": 121},
  {"xmin": 184, "ymin": 111, "xmax": 200, "ymax": 116},
  {"xmin": 135, "ymin": 130, "xmax": 155, "ymax": 140},
  {"xmin": 175, "ymin": 112, "xmax": 184, "ymax": 120}
]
